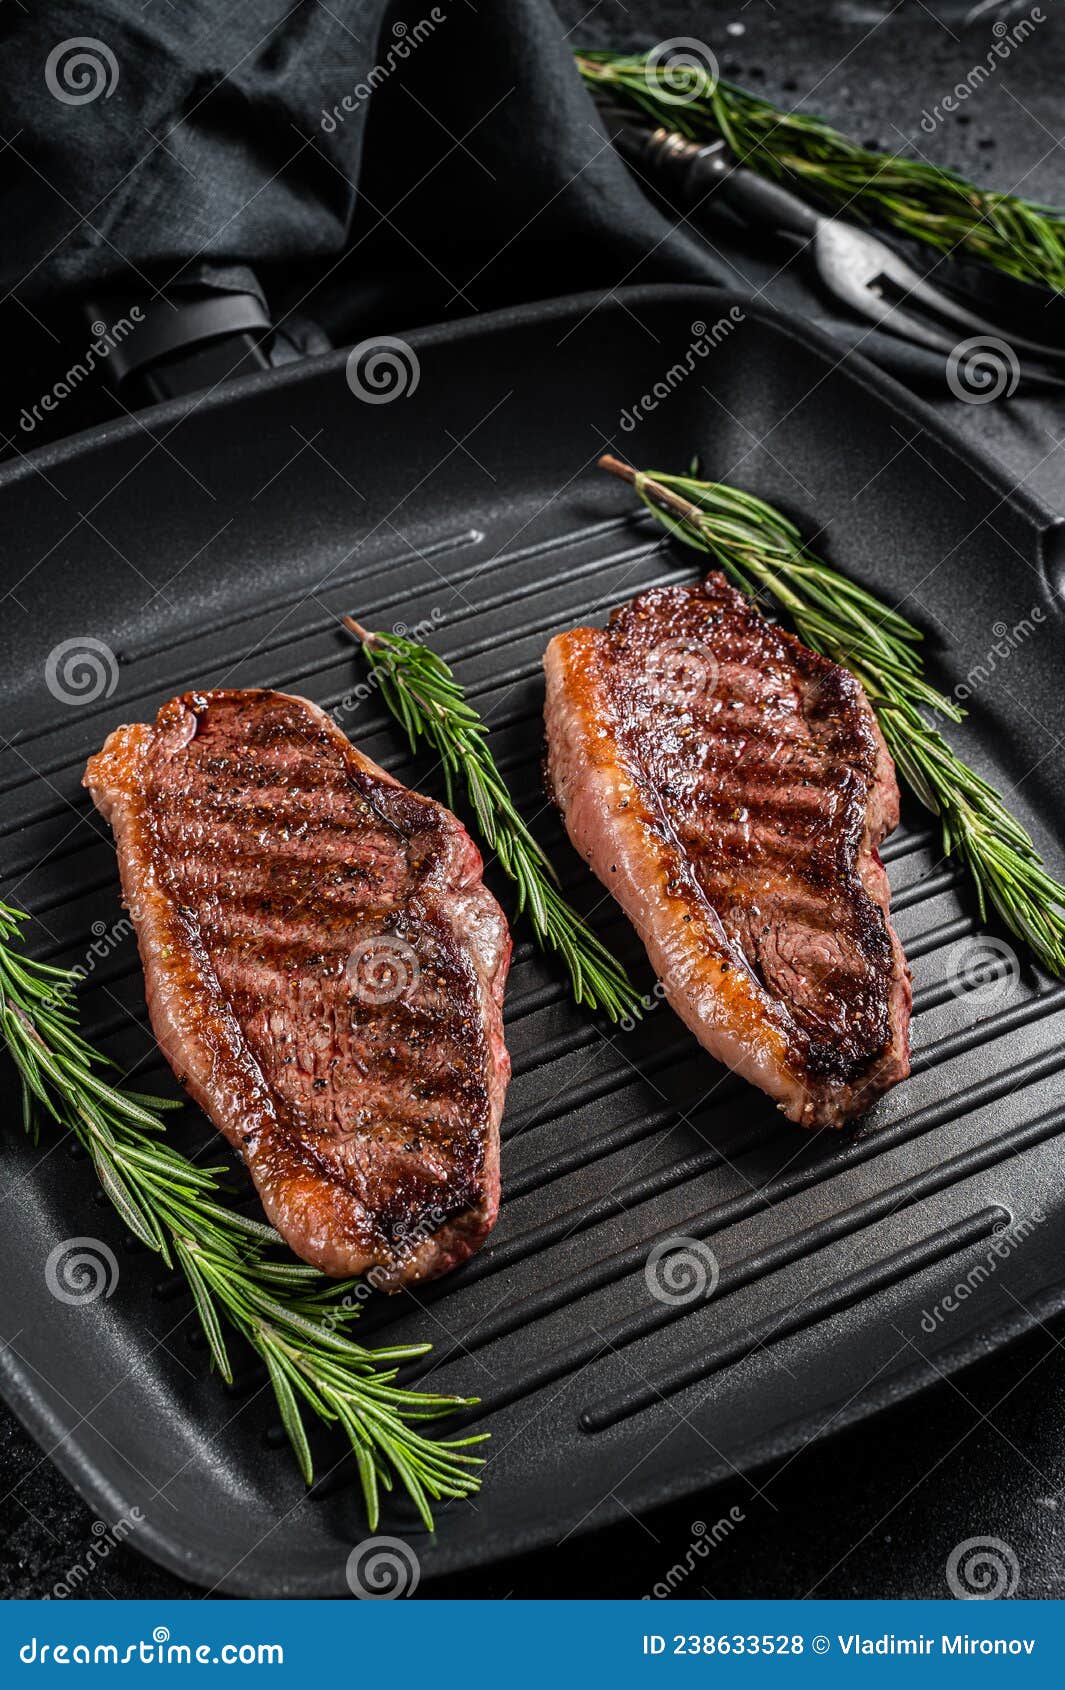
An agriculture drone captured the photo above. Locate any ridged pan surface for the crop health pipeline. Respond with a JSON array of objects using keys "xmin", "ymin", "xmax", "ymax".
[{"xmin": 1, "ymin": 287, "xmax": 1063, "ymax": 1596}]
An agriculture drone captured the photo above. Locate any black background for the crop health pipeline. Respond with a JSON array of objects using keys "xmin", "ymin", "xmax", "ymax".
[{"xmin": 2, "ymin": 0, "xmax": 1065, "ymax": 1600}]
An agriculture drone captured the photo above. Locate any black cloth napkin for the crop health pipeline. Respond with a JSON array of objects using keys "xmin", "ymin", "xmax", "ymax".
[{"xmin": 0, "ymin": 3, "xmax": 706, "ymax": 329}]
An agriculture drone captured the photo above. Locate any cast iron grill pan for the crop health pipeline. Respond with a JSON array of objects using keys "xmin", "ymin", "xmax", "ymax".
[{"xmin": 1, "ymin": 288, "xmax": 1063, "ymax": 1596}]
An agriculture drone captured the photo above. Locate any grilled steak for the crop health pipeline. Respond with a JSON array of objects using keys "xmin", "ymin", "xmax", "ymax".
[
  {"xmin": 85, "ymin": 689, "xmax": 511, "ymax": 1287},
  {"xmin": 544, "ymin": 574, "xmax": 911, "ymax": 1127}
]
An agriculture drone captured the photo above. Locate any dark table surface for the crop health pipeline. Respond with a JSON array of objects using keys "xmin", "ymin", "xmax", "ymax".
[{"xmin": 3, "ymin": 0, "xmax": 1065, "ymax": 1600}]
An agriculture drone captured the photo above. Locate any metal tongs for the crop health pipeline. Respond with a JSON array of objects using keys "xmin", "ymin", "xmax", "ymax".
[{"xmin": 599, "ymin": 99, "xmax": 1065, "ymax": 389}]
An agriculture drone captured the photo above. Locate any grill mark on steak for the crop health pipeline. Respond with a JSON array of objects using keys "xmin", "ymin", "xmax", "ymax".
[
  {"xmin": 84, "ymin": 688, "xmax": 511, "ymax": 1286},
  {"xmin": 544, "ymin": 573, "xmax": 911, "ymax": 1127}
]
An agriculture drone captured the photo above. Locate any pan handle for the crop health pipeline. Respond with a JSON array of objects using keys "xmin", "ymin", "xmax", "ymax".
[{"xmin": 81, "ymin": 287, "xmax": 272, "ymax": 404}]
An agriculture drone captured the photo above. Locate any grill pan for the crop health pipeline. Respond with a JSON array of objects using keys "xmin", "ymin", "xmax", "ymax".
[{"xmin": 2, "ymin": 285, "xmax": 1064, "ymax": 1597}]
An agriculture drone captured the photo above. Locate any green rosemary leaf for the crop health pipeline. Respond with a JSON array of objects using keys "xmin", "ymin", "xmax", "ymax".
[
  {"xmin": 352, "ymin": 1444, "xmax": 381, "ymax": 1532},
  {"xmin": 93, "ymin": 1151, "xmax": 168, "ymax": 1254},
  {"xmin": 173, "ymin": 1239, "xmax": 233, "ymax": 1383},
  {"xmin": 263, "ymin": 1344, "xmax": 316, "ymax": 1485},
  {"xmin": 119, "ymin": 1089, "xmax": 186, "ymax": 1113}
]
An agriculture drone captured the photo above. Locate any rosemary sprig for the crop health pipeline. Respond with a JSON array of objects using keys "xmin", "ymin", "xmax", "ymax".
[
  {"xmin": 600, "ymin": 454, "xmax": 1065, "ymax": 975},
  {"xmin": 0, "ymin": 898, "xmax": 484, "ymax": 1529},
  {"xmin": 577, "ymin": 51, "xmax": 1065, "ymax": 295},
  {"xmin": 344, "ymin": 617, "xmax": 641, "ymax": 1021}
]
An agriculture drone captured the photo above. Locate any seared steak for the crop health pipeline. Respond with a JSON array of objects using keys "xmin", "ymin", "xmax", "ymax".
[
  {"xmin": 85, "ymin": 689, "xmax": 511, "ymax": 1286},
  {"xmin": 544, "ymin": 574, "xmax": 911, "ymax": 1127}
]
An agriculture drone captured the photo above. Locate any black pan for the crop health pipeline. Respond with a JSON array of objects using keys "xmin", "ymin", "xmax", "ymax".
[{"xmin": 1, "ymin": 285, "xmax": 1063, "ymax": 1596}]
